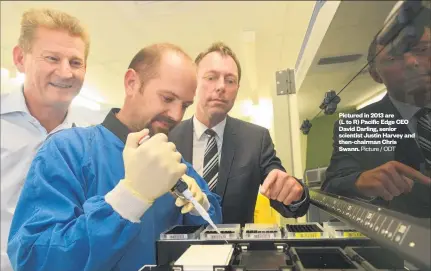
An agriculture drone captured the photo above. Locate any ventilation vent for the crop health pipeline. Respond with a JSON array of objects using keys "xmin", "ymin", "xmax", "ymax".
[{"xmin": 318, "ymin": 54, "xmax": 363, "ymax": 65}]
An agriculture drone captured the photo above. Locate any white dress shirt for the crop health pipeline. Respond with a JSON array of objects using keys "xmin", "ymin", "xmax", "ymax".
[
  {"xmin": 192, "ymin": 116, "xmax": 226, "ymax": 176},
  {"xmin": 0, "ymin": 87, "xmax": 76, "ymax": 271}
]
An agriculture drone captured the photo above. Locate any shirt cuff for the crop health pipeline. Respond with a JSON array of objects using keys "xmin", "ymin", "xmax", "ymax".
[
  {"xmin": 105, "ymin": 180, "xmax": 153, "ymax": 223},
  {"xmin": 286, "ymin": 179, "xmax": 308, "ymax": 212}
]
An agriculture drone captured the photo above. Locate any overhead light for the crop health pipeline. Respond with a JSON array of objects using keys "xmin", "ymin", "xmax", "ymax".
[
  {"xmin": 1, "ymin": 67, "xmax": 9, "ymax": 79},
  {"xmin": 80, "ymin": 86, "xmax": 106, "ymax": 104},
  {"xmin": 240, "ymin": 98, "xmax": 273, "ymax": 129},
  {"xmin": 356, "ymin": 90, "xmax": 387, "ymax": 110},
  {"xmin": 240, "ymin": 99, "xmax": 254, "ymax": 117},
  {"xmin": 252, "ymin": 98, "xmax": 273, "ymax": 130},
  {"xmin": 72, "ymin": 95, "xmax": 101, "ymax": 111},
  {"xmin": 2, "ymin": 70, "xmax": 25, "ymax": 90},
  {"xmin": 71, "ymin": 85, "xmax": 104, "ymax": 111},
  {"xmin": 15, "ymin": 72, "xmax": 25, "ymax": 84}
]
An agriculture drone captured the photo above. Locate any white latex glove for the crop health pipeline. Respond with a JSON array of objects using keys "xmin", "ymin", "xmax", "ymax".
[
  {"xmin": 105, "ymin": 129, "xmax": 187, "ymax": 222},
  {"xmin": 174, "ymin": 174, "xmax": 210, "ymax": 215}
]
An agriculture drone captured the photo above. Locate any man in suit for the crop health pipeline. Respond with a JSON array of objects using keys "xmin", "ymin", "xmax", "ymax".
[
  {"xmin": 322, "ymin": 9, "xmax": 431, "ymax": 217},
  {"xmin": 169, "ymin": 42, "xmax": 309, "ymax": 224}
]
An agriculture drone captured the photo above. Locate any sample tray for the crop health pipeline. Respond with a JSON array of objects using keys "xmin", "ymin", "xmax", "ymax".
[
  {"xmin": 323, "ymin": 222, "xmax": 368, "ymax": 239},
  {"xmin": 200, "ymin": 224, "xmax": 241, "ymax": 240},
  {"xmin": 290, "ymin": 247, "xmax": 364, "ymax": 270},
  {"xmin": 173, "ymin": 244, "xmax": 234, "ymax": 271},
  {"xmin": 237, "ymin": 250, "xmax": 292, "ymax": 270},
  {"xmin": 243, "ymin": 223, "xmax": 282, "ymax": 239},
  {"xmin": 284, "ymin": 223, "xmax": 328, "ymax": 239},
  {"xmin": 344, "ymin": 247, "xmax": 405, "ymax": 271},
  {"xmin": 160, "ymin": 225, "xmax": 204, "ymax": 240}
]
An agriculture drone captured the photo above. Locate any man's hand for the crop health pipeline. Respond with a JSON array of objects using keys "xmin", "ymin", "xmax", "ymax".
[
  {"xmin": 105, "ymin": 129, "xmax": 187, "ymax": 223},
  {"xmin": 122, "ymin": 129, "xmax": 187, "ymax": 203},
  {"xmin": 175, "ymin": 174, "xmax": 209, "ymax": 215},
  {"xmin": 355, "ymin": 161, "xmax": 431, "ymax": 201},
  {"xmin": 260, "ymin": 169, "xmax": 304, "ymax": 205}
]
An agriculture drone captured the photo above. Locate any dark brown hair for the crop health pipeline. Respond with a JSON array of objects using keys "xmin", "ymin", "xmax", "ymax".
[{"xmin": 195, "ymin": 41, "xmax": 242, "ymax": 82}]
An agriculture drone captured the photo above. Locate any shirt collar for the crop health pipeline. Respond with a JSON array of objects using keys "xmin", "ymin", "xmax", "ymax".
[
  {"xmin": 0, "ymin": 85, "xmax": 29, "ymax": 115},
  {"xmin": 62, "ymin": 110, "xmax": 75, "ymax": 128},
  {"xmin": 193, "ymin": 115, "xmax": 226, "ymax": 140},
  {"xmin": 389, "ymin": 95, "xmax": 421, "ymax": 121},
  {"xmin": 101, "ymin": 108, "xmax": 130, "ymax": 144}
]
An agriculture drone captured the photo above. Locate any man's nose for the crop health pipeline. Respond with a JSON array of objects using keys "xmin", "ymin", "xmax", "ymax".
[
  {"xmin": 215, "ymin": 77, "xmax": 226, "ymax": 92},
  {"xmin": 404, "ymin": 53, "xmax": 420, "ymax": 69},
  {"xmin": 168, "ymin": 105, "xmax": 184, "ymax": 123},
  {"xmin": 56, "ymin": 60, "xmax": 73, "ymax": 79}
]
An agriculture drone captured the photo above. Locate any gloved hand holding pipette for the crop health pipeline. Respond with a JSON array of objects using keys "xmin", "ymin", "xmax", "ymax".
[
  {"xmin": 139, "ymin": 135, "xmax": 212, "ymax": 217},
  {"xmin": 173, "ymin": 175, "xmax": 225, "ymax": 239},
  {"xmin": 138, "ymin": 133, "xmax": 210, "ymax": 216},
  {"xmin": 123, "ymin": 130, "xmax": 186, "ymax": 204},
  {"xmin": 175, "ymin": 174, "xmax": 210, "ymax": 215},
  {"xmin": 138, "ymin": 134, "xmax": 223, "ymax": 236},
  {"xmin": 106, "ymin": 129, "xmax": 187, "ymax": 223}
]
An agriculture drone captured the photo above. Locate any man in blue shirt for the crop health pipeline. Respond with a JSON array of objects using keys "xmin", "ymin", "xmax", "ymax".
[{"xmin": 8, "ymin": 43, "xmax": 222, "ymax": 271}]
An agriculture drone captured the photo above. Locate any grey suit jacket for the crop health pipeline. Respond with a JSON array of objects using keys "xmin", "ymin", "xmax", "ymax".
[{"xmin": 169, "ymin": 115, "xmax": 310, "ymax": 224}]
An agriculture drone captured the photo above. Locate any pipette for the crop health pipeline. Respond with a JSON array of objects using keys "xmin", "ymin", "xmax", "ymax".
[
  {"xmin": 138, "ymin": 135, "xmax": 228, "ymax": 243},
  {"xmin": 171, "ymin": 180, "xmax": 227, "ymax": 243}
]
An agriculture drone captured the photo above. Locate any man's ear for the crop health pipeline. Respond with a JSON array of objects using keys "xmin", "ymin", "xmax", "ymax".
[
  {"xmin": 368, "ymin": 66, "xmax": 383, "ymax": 84},
  {"xmin": 124, "ymin": 69, "xmax": 141, "ymax": 96},
  {"xmin": 13, "ymin": 46, "xmax": 26, "ymax": 73}
]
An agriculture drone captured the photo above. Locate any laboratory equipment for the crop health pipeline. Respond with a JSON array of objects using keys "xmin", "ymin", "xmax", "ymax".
[
  {"xmin": 289, "ymin": 247, "xmax": 363, "ymax": 270},
  {"xmin": 284, "ymin": 222, "xmax": 329, "ymax": 239},
  {"xmin": 148, "ymin": 190, "xmax": 428, "ymax": 271},
  {"xmin": 200, "ymin": 224, "xmax": 241, "ymax": 240},
  {"xmin": 323, "ymin": 221, "xmax": 368, "ymax": 239},
  {"xmin": 160, "ymin": 225, "xmax": 204, "ymax": 240},
  {"xmin": 173, "ymin": 245, "xmax": 234, "ymax": 271},
  {"xmin": 242, "ymin": 223, "xmax": 282, "ymax": 239}
]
